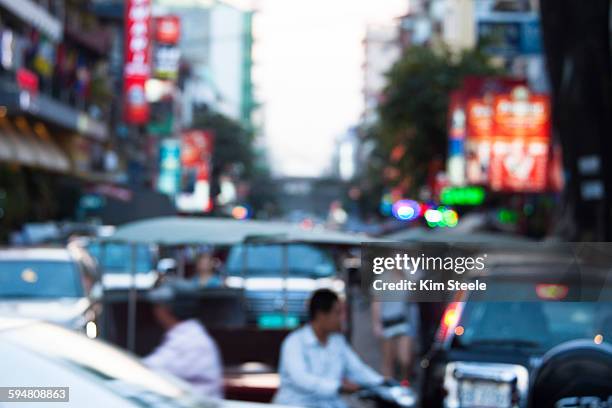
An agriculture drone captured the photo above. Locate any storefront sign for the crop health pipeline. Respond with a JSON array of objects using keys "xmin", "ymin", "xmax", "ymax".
[
  {"xmin": 17, "ymin": 68, "xmax": 39, "ymax": 94},
  {"xmin": 477, "ymin": 13, "xmax": 542, "ymax": 56},
  {"xmin": 153, "ymin": 45, "xmax": 180, "ymax": 80},
  {"xmin": 152, "ymin": 15, "xmax": 181, "ymax": 80},
  {"xmin": 154, "ymin": 15, "xmax": 180, "ymax": 45},
  {"xmin": 176, "ymin": 130, "xmax": 214, "ymax": 213},
  {"xmin": 157, "ymin": 139, "xmax": 181, "ymax": 195},
  {"xmin": 440, "ymin": 186, "xmax": 485, "ymax": 206},
  {"xmin": 124, "ymin": 0, "xmax": 152, "ymax": 124}
]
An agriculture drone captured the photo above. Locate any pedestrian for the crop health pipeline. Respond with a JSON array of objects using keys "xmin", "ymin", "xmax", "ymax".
[
  {"xmin": 143, "ymin": 283, "xmax": 223, "ymax": 398},
  {"xmin": 192, "ymin": 251, "xmax": 222, "ymax": 288},
  {"xmin": 371, "ymin": 299, "xmax": 419, "ymax": 381}
]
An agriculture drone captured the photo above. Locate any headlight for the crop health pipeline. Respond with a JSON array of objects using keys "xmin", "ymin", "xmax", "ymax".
[{"xmin": 85, "ymin": 321, "xmax": 97, "ymax": 339}]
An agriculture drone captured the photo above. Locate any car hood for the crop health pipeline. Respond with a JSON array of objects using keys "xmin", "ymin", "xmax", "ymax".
[
  {"xmin": 0, "ymin": 298, "xmax": 90, "ymax": 326},
  {"xmin": 225, "ymin": 277, "xmax": 345, "ymax": 292}
]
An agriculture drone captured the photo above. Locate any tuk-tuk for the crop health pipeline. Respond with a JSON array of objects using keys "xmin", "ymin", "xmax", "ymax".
[{"xmin": 95, "ymin": 216, "xmax": 375, "ymax": 403}]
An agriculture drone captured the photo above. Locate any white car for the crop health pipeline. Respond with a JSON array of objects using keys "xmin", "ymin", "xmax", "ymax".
[
  {"xmin": 0, "ymin": 318, "xmax": 295, "ymax": 407},
  {"xmin": 84, "ymin": 240, "xmax": 160, "ymax": 291},
  {"xmin": 224, "ymin": 243, "xmax": 345, "ymax": 328},
  {"xmin": 0, "ymin": 247, "xmax": 102, "ymax": 336}
]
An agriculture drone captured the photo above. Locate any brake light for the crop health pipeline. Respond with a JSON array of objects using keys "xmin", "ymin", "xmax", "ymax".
[
  {"xmin": 535, "ymin": 284, "xmax": 568, "ymax": 300},
  {"xmin": 436, "ymin": 302, "xmax": 463, "ymax": 342}
]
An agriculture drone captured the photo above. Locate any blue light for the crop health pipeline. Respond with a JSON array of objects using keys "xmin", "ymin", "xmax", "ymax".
[{"xmin": 392, "ymin": 199, "xmax": 421, "ymax": 221}]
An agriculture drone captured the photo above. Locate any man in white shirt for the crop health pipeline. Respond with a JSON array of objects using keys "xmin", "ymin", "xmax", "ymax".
[
  {"xmin": 143, "ymin": 284, "xmax": 223, "ymax": 398},
  {"xmin": 273, "ymin": 289, "xmax": 384, "ymax": 408}
]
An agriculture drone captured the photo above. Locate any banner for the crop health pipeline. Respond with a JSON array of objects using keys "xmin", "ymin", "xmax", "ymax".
[
  {"xmin": 124, "ymin": 0, "xmax": 152, "ymax": 124},
  {"xmin": 176, "ymin": 130, "xmax": 214, "ymax": 213}
]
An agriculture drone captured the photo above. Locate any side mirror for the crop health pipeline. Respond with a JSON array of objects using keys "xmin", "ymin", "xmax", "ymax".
[{"xmin": 157, "ymin": 258, "xmax": 177, "ymax": 275}]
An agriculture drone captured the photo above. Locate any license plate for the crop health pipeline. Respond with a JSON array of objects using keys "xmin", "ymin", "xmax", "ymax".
[
  {"xmin": 257, "ymin": 314, "xmax": 299, "ymax": 329},
  {"xmin": 460, "ymin": 380, "xmax": 511, "ymax": 408}
]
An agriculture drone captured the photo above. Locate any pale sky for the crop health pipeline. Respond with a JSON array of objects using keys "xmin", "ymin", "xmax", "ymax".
[{"xmin": 252, "ymin": 0, "xmax": 408, "ymax": 177}]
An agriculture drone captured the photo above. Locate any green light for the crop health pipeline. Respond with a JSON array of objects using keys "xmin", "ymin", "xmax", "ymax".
[
  {"xmin": 498, "ymin": 209, "xmax": 518, "ymax": 224},
  {"xmin": 427, "ymin": 207, "xmax": 459, "ymax": 228},
  {"xmin": 443, "ymin": 209, "xmax": 459, "ymax": 227},
  {"xmin": 440, "ymin": 186, "xmax": 485, "ymax": 206}
]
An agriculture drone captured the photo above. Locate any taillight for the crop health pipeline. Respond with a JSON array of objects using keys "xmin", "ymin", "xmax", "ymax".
[
  {"xmin": 535, "ymin": 283, "xmax": 568, "ymax": 300},
  {"xmin": 436, "ymin": 302, "xmax": 463, "ymax": 342}
]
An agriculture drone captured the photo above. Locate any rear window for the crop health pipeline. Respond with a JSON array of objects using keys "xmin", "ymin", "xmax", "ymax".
[
  {"xmin": 87, "ymin": 243, "xmax": 152, "ymax": 274},
  {"xmin": 455, "ymin": 300, "xmax": 612, "ymax": 351},
  {"xmin": 226, "ymin": 244, "xmax": 336, "ymax": 278},
  {"xmin": 0, "ymin": 260, "xmax": 83, "ymax": 298}
]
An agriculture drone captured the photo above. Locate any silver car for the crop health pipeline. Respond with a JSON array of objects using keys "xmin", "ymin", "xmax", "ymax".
[
  {"xmin": 0, "ymin": 246, "xmax": 103, "ymax": 337},
  {"xmin": 0, "ymin": 318, "xmax": 295, "ymax": 408}
]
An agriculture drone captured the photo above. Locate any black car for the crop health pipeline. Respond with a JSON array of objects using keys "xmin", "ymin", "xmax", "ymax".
[{"xmin": 419, "ymin": 258, "xmax": 612, "ymax": 408}]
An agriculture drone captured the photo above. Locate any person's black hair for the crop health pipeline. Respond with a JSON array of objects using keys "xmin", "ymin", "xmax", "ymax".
[{"xmin": 308, "ymin": 289, "xmax": 339, "ymax": 321}]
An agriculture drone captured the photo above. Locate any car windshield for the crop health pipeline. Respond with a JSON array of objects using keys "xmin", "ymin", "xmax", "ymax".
[
  {"xmin": 87, "ymin": 243, "xmax": 152, "ymax": 274},
  {"xmin": 226, "ymin": 243, "xmax": 336, "ymax": 278},
  {"xmin": 456, "ymin": 299, "xmax": 612, "ymax": 351},
  {"xmin": 0, "ymin": 260, "xmax": 83, "ymax": 298}
]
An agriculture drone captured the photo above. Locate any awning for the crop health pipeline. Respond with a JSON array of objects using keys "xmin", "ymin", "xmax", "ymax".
[{"xmin": 0, "ymin": 126, "xmax": 70, "ymax": 172}]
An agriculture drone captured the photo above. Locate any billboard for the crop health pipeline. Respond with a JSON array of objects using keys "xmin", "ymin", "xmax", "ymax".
[
  {"xmin": 489, "ymin": 86, "xmax": 551, "ymax": 192},
  {"xmin": 124, "ymin": 0, "xmax": 152, "ymax": 124},
  {"xmin": 176, "ymin": 130, "xmax": 214, "ymax": 213},
  {"xmin": 446, "ymin": 77, "xmax": 556, "ymax": 194}
]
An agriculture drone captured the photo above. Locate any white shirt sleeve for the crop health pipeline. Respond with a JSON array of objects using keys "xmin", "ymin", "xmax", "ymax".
[
  {"xmin": 341, "ymin": 337, "xmax": 384, "ymax": 386},
  {"xmin": 280, "ymin": 334, "xmax": 341, "ymax": 397}
]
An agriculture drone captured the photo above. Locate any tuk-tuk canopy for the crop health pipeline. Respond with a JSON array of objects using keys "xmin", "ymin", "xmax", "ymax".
[{"xmin": 104, "ymin": 216, "xmax": 376, "ymax": 246}]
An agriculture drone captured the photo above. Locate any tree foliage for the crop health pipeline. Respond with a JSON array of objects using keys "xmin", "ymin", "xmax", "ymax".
[{"xmin": 367, "ymin": 46, "xmax": 499, "ymax": 199}]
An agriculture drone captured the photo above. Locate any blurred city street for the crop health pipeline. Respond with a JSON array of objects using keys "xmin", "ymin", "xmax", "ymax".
[{"xmin": 1, "ymin": 0, "xmax": 612, "ymax": 407}]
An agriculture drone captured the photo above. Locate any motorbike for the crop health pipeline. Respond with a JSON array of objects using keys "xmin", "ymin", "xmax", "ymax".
[
  {"xmin": 356, "ymin": 379, "xmax": 417, "ymax": 408},
  {"xmin": 528, "ymin": 339, "xmax": 612, "ymax": 408}
]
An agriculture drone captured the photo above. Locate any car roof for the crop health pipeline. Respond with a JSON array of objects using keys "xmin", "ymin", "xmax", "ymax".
[{"xmin": 0, "ymin": 247, "xmax": 73, "ymax": 262}]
